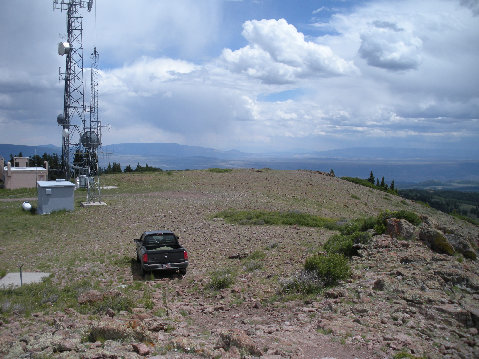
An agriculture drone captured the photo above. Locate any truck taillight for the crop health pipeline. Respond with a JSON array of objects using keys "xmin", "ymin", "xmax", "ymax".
[
  {"xmin": 184, "ymin": 251, "xmax": 188, "ymax": 260},
  {"xmin": 142, "ymin": 253, "xmax": 148, "ymax": 263}
]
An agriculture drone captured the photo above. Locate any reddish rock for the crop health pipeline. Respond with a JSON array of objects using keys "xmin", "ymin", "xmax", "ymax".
[
  {"xmin": 435, "ymin": 304, "xmax": 473, "ymax": 327},
  {"xmin": 218, "ymin": 329, "xmax": 263, "ymax": 356},
  {"xmin": 132, "ymin": 342, "xmax": 150, "ymax": 356},
  {"xmin": 386, "ymin": 218, "xmax": 416, "ymax": 240},
  {"xmin": 78, "ymin": 290, "xmax": 103, "ymax": 304}
]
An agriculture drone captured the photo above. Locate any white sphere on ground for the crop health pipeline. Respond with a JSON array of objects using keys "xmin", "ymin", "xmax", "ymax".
[{"xmin": 22, "ymin": 202, "xmax": 32, "ymax": 211}]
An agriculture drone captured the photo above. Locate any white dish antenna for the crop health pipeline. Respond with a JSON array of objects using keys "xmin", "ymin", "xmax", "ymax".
[{"xmin": 58, "ymin": 42, "xmax": 71, "ymax": 56}]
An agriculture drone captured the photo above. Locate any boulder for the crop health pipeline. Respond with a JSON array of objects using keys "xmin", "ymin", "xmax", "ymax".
[
  {"xmin": 78, "ymin": 290, "xmax": 104, "ymax": 304},
  {"xmin": 419, "ymin": 226, "xmax": 454, "ymax": 255},
  {"xmin": 464, "ymin": 306, "xmax": 479, "ymax": 330},
  {"xmin": 445, "ymin": 233, "xmax": 477, "ymax": 260},
  {"xmin": 218, "ymin": 329, "xmax": 263, "ymax": 356},
  {"xmin": 386, "ymin": 218, "xmax": 417, "ymax": 240},
  {"xmin": 132, "ymin": 342, "xmax": 150, "ymax": 356},
  {"xmin": 435, "ymin": 304, "xmax": 473, "ymax": 328},
  {"xmin": 372, "ymin": 278, "xmax": 386, "ymax": 291}
]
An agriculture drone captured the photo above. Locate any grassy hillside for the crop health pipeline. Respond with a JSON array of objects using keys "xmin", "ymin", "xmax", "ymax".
[{"xmin": 0, "ymin": 169, "xmax": 477, "ymax": 358}]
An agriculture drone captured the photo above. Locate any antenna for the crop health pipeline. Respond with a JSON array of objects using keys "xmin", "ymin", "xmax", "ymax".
[{"xmin": 54, "ymin": 0, "xmax": 104, "ymax": 204}]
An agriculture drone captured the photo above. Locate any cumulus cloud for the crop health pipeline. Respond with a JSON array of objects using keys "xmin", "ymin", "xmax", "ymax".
[
  {"xmin": 359, "ymin": 20, "xmax": 423, "ymax": 71},
  {"xmin": 0, "ymin": 0, "xmax": 477, "ymax": 154},
  {"xmin": 221, "ymin": 19, "xmax": 357, "ymax": 84},
  {"xmin": 100, "ymin": 57, "xmax": 198, "ymax": 96}
]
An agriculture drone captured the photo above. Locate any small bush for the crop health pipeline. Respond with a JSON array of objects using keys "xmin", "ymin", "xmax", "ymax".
[
  {"xmin": 393, "ymin": 350, "xmax": 427, "ymax": 359},
  {"xmin": 340, "ymin": 211, "xmax": 421, "ymax": 236},
  {"xmin": 324, "ymin": 234, "xmax": 354, "ymax": 257},
  {"xmin": 242, "ymin": 250, "xmax": 266, "ymax": 272},
  {"xmin": 208, "ymin": 168, "xmax": 232, "ymax": 173},
  {"xmin": 244, "ymin": 260, "xmax": 263, "ymax": 272},
  {"xmin": 463, "ymin": 250, "xmax": 477, "ymax": 260},
  {"xmin": 87, "ymin": 294, "xmax": 134, "ymax": 315},
  {"xmin": 280, "ymin": 271, "xmax": 324, "ymax": 295},
  {"xmin": 214, "ymin": 210, "xmax": 339, "ymax": 230},
  {"xmin": 324, "ymin": 231, "xmax": 371, "ymax": 257},
  {"xmin": 430, "ymin": 233, "xmax": 455, "ymax": 255},
  {"xmin": 304, "ymin": 253, "xmax": 351, "ymax": 286},
  {"xmin": 247, "ymin": 250, "xmax": 266, "ymax": 261},
  {"xmin": 208, "ymin": 269, "xmax": 236, "ymax": 290},
  {"xmin": 340, "ymin": 216, "xmax": 377, "ymax": 235}
]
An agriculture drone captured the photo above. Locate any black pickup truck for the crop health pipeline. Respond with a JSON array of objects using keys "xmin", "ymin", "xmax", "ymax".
[{"xmin": 134, "ymin": 230, "xmax": 188, "ymax": 276}]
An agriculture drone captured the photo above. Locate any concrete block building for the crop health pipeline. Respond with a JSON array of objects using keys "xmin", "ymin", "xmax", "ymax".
[{"xmin": 0, "ymin": 157, "xmax": 48, "ymax": 190}]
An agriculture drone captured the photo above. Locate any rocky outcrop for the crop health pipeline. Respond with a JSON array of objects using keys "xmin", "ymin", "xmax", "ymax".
[
  {"xmin": 386, "ymin": 218, "xmax": 417, "ymax": 240},
  {"xmin": 386, "ymin": 215, "xmax": 478, "ymax": 260},
  {"xmin": 218, "ymin": 329, "xmax": 263, "ymax": 356},
  {"xmin": 419, "ymin": 226, "xmax": 455, "ymax": 255}
]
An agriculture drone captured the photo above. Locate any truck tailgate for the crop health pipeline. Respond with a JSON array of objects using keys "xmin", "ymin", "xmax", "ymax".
[{"xmin": 148, "ymin": 249, "xmax": 185, "ymax": 264}]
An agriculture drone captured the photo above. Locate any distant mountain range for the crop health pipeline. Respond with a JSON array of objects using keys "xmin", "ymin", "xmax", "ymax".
[{"xmin": 1, "ymin": 142, "xmax": 479, "ymax": 187}]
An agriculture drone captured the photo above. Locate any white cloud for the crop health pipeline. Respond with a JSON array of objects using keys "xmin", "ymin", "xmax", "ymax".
[
  {"xmin": 0, "ymin": 0, "xmax": 477, "ymax": 155},
  {"xmin": 100, "ymin": 57, "xmax": 198, "ymax": 96},
  {"xmin": 85, "ymin": 0, "xmax": 222, "ymax": 64},
  {"xmin": 359, "ymin": 21, "xmax": 423, "ymax": 70},
  {"xmin": 220, "ymin": 19, "xmax": 357, "ymax": 84}
]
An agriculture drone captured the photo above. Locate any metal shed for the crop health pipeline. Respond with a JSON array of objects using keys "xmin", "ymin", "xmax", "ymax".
[{"xmin": 37, "ymin": 180, "xmax": 75, "ymax": 215}]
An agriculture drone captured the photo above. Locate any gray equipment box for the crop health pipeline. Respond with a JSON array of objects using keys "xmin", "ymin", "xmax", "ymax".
[{"xmin": 37, "ymin": 180, "xmax": 75, "ymax": 215}]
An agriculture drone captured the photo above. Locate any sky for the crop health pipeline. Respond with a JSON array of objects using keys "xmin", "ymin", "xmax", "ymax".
[{"xmin": 0, "ymin": 0, "xmax": 478, "ymax": 154}]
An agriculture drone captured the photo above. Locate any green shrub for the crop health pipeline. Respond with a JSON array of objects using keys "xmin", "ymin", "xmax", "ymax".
[
  {"xmin": 208, "ymin": 168, "xmax": 232, "ymax": 173},
  {"xmin": 244, "ymin": 260, "xmax": 263, "ymax": 272},
  {"xmin": 374, "ymin": 210, "xmax": 422, "ymax": 234},
  {"xmin": 214, "ymin": 210, "xmax": 339, "ymax": 230},
  {"xmin": 208, "ymin": 269, "xmax": 236, "ymax": 290},
  {"xmin": 304, "ymin": 253, "xmax": 351, "ymax": 286},
  {"xmin": 87, "ymin": 294, "xmax": 134, "ymax": 314},
  {"xmin": 324, "ymin": 234, "xmax": 354, "ymax": 257},
  {"xmin": 340, "ymin": 216, "xmax": 376, "ymax": 235},
  {"xmin": 242, "ymin": 250, "xmax": 266, "ymax": 272},
  {"xmin": 324, "ymin": 231, "xmax": 371, "ymax": 257},
  {"xmin": 393, "ymin": 350, "xmax": 427, "ymax": 359},
  {"xmin": 280, "ymin": 271, "xmax": 324, "ymax": 295},
  {"xmin": 430, "ymin": 233, "xmax": 455, "ymax": 255},
  {"xmin": 463, "ymin": 250, "xmax": 477, "ymax": 260},
  {"xmin": 246, "ymin": 250, "xmax": 266, "ymax": 261}
]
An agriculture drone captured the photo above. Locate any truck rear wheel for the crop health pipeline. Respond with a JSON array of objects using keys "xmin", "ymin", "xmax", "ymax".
[
  {"xmin": 141, "ymin": 266, "xmax": 150, "ymax": 278},
  {"xmin": 179, "ymin": 268, "xmax": 187, "ymax": 276}
]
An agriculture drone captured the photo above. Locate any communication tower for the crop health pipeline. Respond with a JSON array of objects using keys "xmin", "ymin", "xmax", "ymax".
[{"xmin": 54, "ymin": 0, "xmax": 103, "ymax": 203}]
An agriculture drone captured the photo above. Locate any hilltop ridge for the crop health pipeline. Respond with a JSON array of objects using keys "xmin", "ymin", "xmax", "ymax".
[{"xmin": 0, "ymin": 169, "xmax": 478, "ymax": 358}]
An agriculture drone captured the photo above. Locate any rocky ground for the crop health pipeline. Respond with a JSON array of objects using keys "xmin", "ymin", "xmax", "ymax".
[{"xmin": 0, "ymin": 169, "xmax": 478, "ymax": 358}]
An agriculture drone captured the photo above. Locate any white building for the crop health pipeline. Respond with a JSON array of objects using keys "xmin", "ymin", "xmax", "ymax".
[{"xmin": 0, "ymin": 157, "xmax": 48, "ymax": 190}]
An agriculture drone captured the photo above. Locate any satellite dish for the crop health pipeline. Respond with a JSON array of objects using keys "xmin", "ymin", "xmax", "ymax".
[
  {"xmin": 57, "ymin": 113, "xmax": 66, "ymax": 125},
  {"xmin": 62, "ymin": 128, "xmax": 69, "ymax": 138},
  {"xmin": 58, "ymin": 42, "xmax": 71, "ymax": 56},
  {"xmin": 81, "ymin": 131, "xmax": 100, "ymax": 149}
]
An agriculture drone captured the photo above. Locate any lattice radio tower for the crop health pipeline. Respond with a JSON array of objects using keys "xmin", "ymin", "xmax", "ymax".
[{"xmin": 54, "ymin": 0, "xmax": 103, "ymax": 203}]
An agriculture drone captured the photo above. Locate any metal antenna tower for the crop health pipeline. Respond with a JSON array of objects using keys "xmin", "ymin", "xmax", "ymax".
[
  {"xmin": 84, "ymin": 46, "xmax": 102, "ymax": 203},
  {"xmin": 53, "ymin": 0, "xmax": 93, "ymax": 180},
  {"xmin": 54, "ymin": 0, "xmax": 104, "ymax": 204}
]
